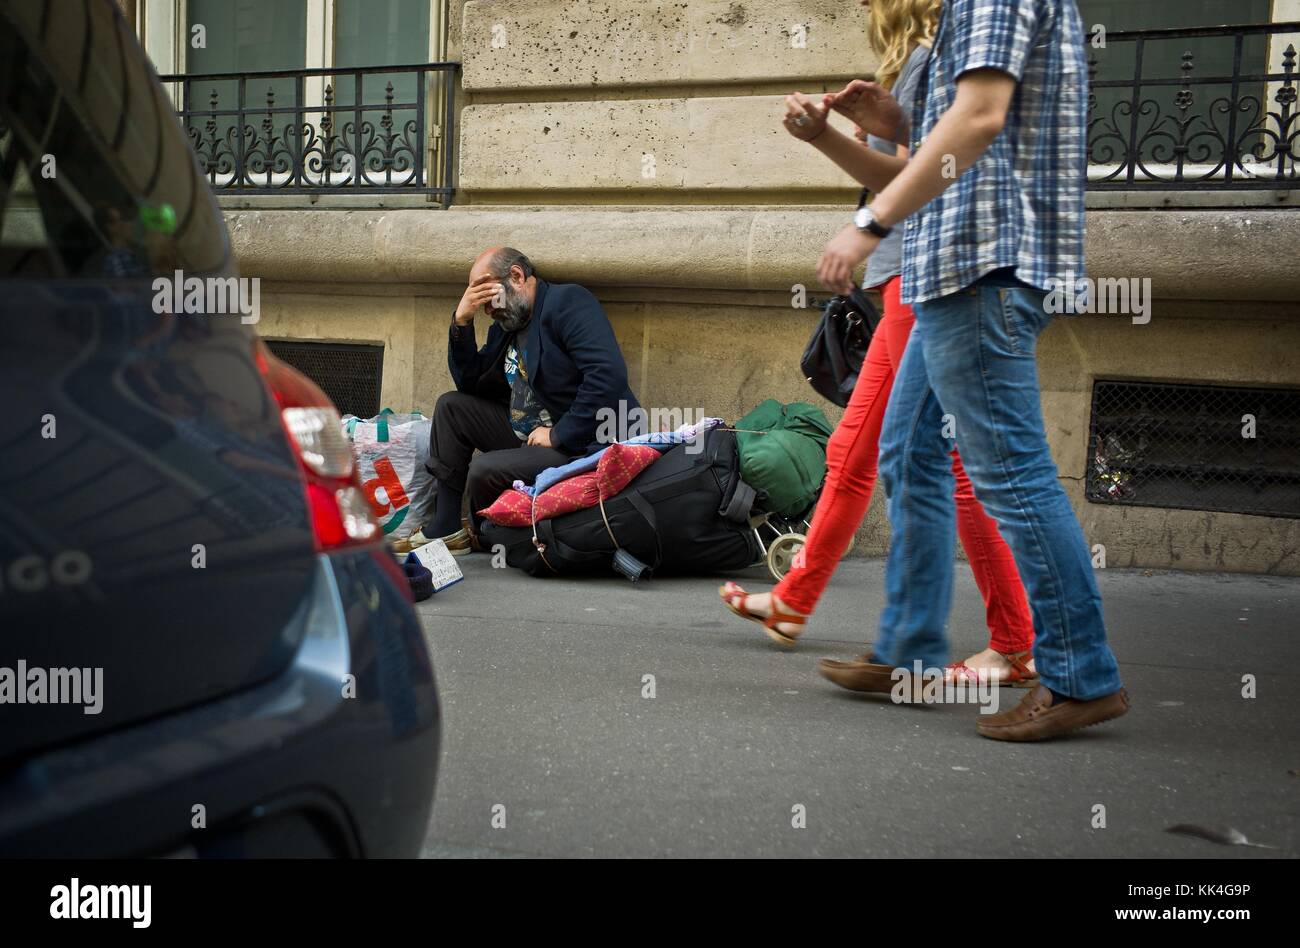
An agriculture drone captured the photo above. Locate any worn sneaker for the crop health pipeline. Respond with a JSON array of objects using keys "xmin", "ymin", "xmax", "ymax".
[
  {"xmin": 441, "ymin": 528, "xmax": 473, "ymax": 556},
  {"xmin": 393, "ymin": 527, "xmax": 473, "ymax": 556},
  {"xmin": 391, "ymin": 529, "xmax": 432, "ymax": 555},
  {"xmin": 977, "ymin": 685, "xmax": 1129, "ymax": 742}
]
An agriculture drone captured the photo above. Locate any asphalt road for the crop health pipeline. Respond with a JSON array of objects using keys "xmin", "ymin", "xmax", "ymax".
[{"xmin": 417, "ymin": 555, "xmax": 1299, "ymax": 858}]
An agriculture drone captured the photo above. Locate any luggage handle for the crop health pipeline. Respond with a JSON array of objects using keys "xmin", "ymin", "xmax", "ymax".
[
  {"xmin": 376, "ymin": 407, "xmax": 395, "ymax": 443},
  {"xmin": 636, "ymin": 428, "xmax": 736, "ymax": 508},
  {"xmin": 345, "ymin": 409, "xmax": 396, "ymax": 442},
  {"xmin": 530, "ymin": 481, "xmax": 616, "ymax": 568},
  {"xmin": 607, "ymin": 489, "xmax": 662, "ymax": 571},
  {"xmin": 533, "ymin": 510, "xmax": 660, "ymax": 577},
  {"xmin": 719, "ymin": 479, "xmax": 757, "ymax": 524},
  {"xmin": 594, "ymin": 490, "xmax": 662, "ymax": 573},
  {"xmin": 534, "ymin": 519, "xmax": 605, "ymax": 568}
]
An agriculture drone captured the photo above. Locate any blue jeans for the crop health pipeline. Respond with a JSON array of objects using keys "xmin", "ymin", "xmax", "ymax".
[{"xmin": 874, "ymin": 270, "xmax": 1122, "ymax": 700}]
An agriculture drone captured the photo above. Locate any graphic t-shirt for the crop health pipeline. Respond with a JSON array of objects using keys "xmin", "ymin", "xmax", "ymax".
[{"xmin": 504, "ymin": 338, "xmax": 552, "ymax": 441}]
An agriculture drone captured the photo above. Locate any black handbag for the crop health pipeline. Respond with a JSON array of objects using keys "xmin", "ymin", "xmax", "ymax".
[
  {"xmin": 801, "ymin": 186, "xmax": 886, "ymax": 407},
  {"xmin": 800, "ymin": 286, "xmax": 881, "ymax": 408}
]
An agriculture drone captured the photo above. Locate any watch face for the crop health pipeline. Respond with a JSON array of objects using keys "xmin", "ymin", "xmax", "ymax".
[{"xmin": 854, "ymin": 207, "xmax": 872, "ymax": 229}]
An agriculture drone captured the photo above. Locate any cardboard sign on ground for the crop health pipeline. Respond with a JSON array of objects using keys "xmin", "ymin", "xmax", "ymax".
[{"xmin": 412, "ymin": 539, "xmax": 464, "ymax": 593}]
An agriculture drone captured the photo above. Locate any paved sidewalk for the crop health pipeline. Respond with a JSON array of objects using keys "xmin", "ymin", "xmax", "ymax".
[{"xmin": 417, "ymin": 555, "xmax": 1299, "ymax": 858}]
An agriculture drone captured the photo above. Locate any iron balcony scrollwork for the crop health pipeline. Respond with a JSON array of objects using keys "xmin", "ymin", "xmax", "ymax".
[
  {"xmin": 1087, "ymin": 22, "xmax": 1298, "ymax": 190},
  {"xmin": 159, "ymin": 62, "xmax": 457, "ymax": 203}
]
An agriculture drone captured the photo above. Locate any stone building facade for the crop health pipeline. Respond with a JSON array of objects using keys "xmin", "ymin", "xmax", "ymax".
[{"xmin": 128, "ymin": 0, "xmax": 1300, "ymax": 574}]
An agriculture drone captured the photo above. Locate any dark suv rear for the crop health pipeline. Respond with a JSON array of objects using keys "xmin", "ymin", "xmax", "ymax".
[{"xmin": 0, "ymin": 0, "xmax": 439, "ymax": 857}]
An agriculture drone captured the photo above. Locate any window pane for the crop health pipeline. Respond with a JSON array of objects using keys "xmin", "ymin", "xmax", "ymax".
[
  {"xmin": 335, "ymin": 0, "xmax": 430, "ymax": 69},
  {"xmin": 187, "ymin": 0, "xmax": 307, "ymax": 74},
  {"xmin": 1080, "ymin": 0, "xmax": 1272, "ymax": 89},
  {"xmin": 185, "ymin": 1, "xmax": 307, "ymax": 185},
  {"xmin": 1077, "ymin": 0, "xmax": 1272, "ymax": 32},
  {"xmin": 329, "ymin": 0, "xmax": 431, "ymax": 187},
  {"xmin": 334, "ymin": 0, "xmax": 429, "ymax": 105}
]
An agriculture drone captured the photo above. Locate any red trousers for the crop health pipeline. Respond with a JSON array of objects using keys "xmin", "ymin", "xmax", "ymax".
[{"xmin": 774, "ymin": 277, "xmax": 1034, "ymax": 654}]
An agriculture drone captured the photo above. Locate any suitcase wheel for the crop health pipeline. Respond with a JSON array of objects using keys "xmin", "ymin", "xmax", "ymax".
[{"xmin": 766, "ymin": 532, "xmax": 806, "ymax": 581}]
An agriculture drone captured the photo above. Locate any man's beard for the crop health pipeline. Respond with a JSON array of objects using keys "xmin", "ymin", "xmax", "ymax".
[{"xmin": 491, "ymin": 283, "xmax": 533, "ymax": 333}]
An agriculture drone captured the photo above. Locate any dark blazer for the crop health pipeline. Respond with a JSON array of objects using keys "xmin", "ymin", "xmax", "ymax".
[{"xmin": 447, "ymin": 279, "xmax": 640, "ymax": 456}]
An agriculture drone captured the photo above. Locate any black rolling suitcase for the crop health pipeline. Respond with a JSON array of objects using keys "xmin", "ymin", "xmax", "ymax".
[{"xmin": 480, "ymin": 427, "xmax": 759, "ymax": 579}]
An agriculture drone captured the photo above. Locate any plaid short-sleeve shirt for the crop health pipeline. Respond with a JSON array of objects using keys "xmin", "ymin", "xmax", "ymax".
[{"xmin": 900, "ymin": 0, "xmax": 1088, "ymax": 304}]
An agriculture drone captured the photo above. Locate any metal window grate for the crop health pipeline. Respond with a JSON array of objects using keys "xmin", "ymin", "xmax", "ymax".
[
  {"xmin": 1086, "ymin": 380, "xmax": 1300, "ymax": 519},
  {"xmin": 264, "ymin": 340, "xmax": 384, "ymax": 420}
]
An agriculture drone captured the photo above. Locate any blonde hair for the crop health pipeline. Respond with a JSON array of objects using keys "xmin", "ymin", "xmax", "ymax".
[{"xmin": 866, "ymin": 0, "xmax": 942, "ymax": 90}]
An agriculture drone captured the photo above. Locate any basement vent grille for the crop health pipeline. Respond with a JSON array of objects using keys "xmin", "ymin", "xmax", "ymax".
[
  {"xmin": 264, "ymin": 340, "xmax": 384, "ymax": 420},
  {"xmin": 1086, "ymin": 380, "xmax": 1300, "ymax": 520}
]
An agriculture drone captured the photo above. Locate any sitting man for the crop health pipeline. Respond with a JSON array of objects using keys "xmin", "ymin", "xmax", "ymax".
[{"xmin": 405, "ymin": 247, "xmax": 640, "ymax": 554}]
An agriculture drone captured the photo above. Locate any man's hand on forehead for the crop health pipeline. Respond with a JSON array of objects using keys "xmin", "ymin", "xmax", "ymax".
[
  {"xmin": 454, "ymin": 275, "xmax": 505, "ymax": 325},
  {"xmin": 472, "ymin": 273, "xmax": 505, "ymax": 308}
]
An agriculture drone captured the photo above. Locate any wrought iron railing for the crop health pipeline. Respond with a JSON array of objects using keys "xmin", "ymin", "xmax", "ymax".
[
  {"xmin": 152, "ymin": 24, "xmax": 1299, "ymax": 200},
  {"xmin": 158, "ymin": 62, "xmax": 458, "ymax": 203},
  {"xmin": 1087, "ymin": 23, "xmax": 1298, "ymax": 190}
]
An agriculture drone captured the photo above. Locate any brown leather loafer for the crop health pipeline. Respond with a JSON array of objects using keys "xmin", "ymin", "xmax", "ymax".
[
  {"xmin": 817, "ymin": 655, "xmax": 928, "ymax": 701},
  {"xmin": 817, "ymin": 655, "xmax": 894, "ymax": 693},
  {"xmin": 977, "ymin": 684, "xmax": 1129, "ymax": 742}
]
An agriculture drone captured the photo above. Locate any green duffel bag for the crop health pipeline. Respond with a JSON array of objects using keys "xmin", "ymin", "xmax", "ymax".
[{"xmin": 735, "ymin": 399, "xmax": 832, "ymax": 517}]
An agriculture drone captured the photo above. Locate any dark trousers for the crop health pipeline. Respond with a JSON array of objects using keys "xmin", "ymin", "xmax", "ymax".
[{"xmin": 425, "ymin": 391, "xmax": 572, "ymax": 531}]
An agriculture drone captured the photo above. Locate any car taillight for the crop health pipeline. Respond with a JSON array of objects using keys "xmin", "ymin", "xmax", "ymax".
[
  {"xmin": 282, "ymin": 407, "xmax": 355, "ymax": 477},
  {"xmin": 254, "ymin": 338, "xmax": 380, "ymax": 550}
]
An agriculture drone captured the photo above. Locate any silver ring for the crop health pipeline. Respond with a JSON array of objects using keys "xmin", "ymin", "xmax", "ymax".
[{"xmin": 792, "ymin": 115, "xmax": 810, "ymax": 127}]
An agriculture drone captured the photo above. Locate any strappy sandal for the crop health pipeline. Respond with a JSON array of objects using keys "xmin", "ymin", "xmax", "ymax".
[
  {"xmin": 718, "ymin": 581, "xmax": 807, "ymax": 647},
  {"xmin": 944, "ymin": 649, "xmax": 1038, "ymax": 688}
]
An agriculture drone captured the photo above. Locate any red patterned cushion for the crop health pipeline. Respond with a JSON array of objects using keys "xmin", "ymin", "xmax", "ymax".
[
  {"xmin": 594, "ymin": 443, "xmax": 660, "ymax": 499},
  {"xmin": 478, "ymin": 443, "xmax": 661, "ymax": 527},
  {"xmin": 476, "ymin": 487, "xmax": 535, "ymax": 528}
]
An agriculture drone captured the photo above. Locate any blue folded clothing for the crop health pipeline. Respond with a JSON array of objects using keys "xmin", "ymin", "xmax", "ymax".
[{"xmin": 514, "ymin": 417, "xmax": 725, "ymax": 497}]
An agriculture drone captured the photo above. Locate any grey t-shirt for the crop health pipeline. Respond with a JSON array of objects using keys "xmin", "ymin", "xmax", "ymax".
[{"xmin": 862, "ymin": 43, "xmax": 931, "ymax": 289}]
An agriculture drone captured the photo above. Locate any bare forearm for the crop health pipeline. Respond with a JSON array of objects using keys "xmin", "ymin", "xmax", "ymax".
[
  {"xmin": 870, "ymin": 102, "xmax": 1001, "ymax": 229},
  {"xmin": 814, "ymin": 75, "xmax": 1017, "ymax": 296},
  {"xmin": 809, "ymin": 127, "xmax": 908, "ymax": 193}
]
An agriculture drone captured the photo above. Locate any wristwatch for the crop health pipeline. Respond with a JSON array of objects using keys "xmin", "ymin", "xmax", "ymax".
[{"xmin": 853, "ymin": 205, "xmax": 892, "ymax": 239}]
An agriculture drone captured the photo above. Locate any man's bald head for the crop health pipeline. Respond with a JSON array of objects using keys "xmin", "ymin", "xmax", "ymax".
[{"xmin": 470, "ymin": 246, "xmax": 534, "ymax": 285}]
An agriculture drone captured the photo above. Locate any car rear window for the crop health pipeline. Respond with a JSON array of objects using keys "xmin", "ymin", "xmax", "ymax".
[{"xmin": 0, "ymin": 0, "xmax": 228, "ymax": 280}]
